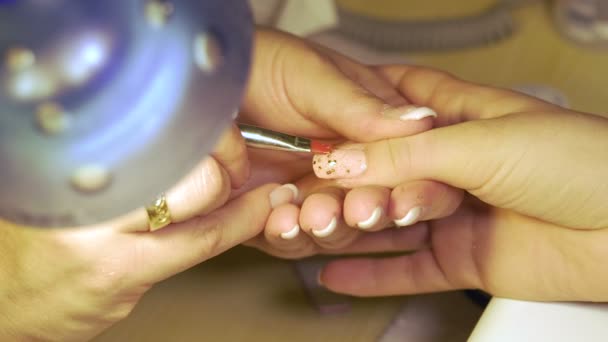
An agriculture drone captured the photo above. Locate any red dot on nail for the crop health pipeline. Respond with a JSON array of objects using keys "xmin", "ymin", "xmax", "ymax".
[{"xmin": 311, "ymin": 140, "xmax": 333, "ymax": 154}]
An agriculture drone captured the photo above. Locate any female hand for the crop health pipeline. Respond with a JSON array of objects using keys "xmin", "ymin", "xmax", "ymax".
[
  {"xmin": 309, "ymin": 65, "xmax": 608, "ymax": 302},
  {"xmin": 0, "ymin": 28, "xmax": 437, "ymax": 341},
  {"xmin": 240, "ymin": 30, "xmax": 456, "ymax": 254},
  {"xmin": 0, "ymin": 125, "xmax": 284, "ymax": 341}
]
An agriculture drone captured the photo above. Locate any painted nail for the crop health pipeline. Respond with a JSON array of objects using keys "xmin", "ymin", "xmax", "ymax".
[
  {"xmin": 269, "ymin": 184, "xmax": 298, "ymax": 208},
  {"xmin": 357, "ymin": 207, "xmax": 383, "ymax": 230},
  {"xmin": 394, "ymin": 207, "xmax": 423, "ymax": 227},
  {"xmin": 383, "ymin": 105, "xmax": 437, "ymax": 121},
  {"xmin": 280, "ymin": 225, "xmax": 300, "ymax": 240},
  {"xmin": 313, "ymin": 149, "xmax": 367, "ymax": 179},
  {"xmin": 312, "ymin": 217, "xmax": 337, "ymax": 238}
]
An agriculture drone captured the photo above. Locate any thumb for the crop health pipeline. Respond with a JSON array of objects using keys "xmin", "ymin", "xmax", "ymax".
[{"xmin": 244, "ymin": 29, "xmax": 436, "ymax": 142}]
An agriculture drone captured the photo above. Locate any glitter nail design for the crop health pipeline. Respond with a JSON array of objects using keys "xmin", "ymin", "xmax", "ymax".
[{"xmin": 313, "ymin": 148, "xmax": 367, "ymax": 179}]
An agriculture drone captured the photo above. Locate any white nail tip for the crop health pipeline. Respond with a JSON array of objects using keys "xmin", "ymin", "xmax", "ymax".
[
  {"xmin": 280, "ymin": 225, "xmax": 300, "ymax": 240},
  {"xmin": 313, "ymin": 217, "xmax": 337, "ymax": 238},
  {"xmin": 283, "ymin": 184, "xmax": 299, "ymax": 199},
  {"xmin": 394, "ymin": 207, "xmax": 422, "ymax": 227},
  {"xmin": 357, "ymin": 207, "xmax": 383, "ymax": 230},
  {"xmin": 400, "ymin": 107, "xmax": 437, "ymax": 121}
]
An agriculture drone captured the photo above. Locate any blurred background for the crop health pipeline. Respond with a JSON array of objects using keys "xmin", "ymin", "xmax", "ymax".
[{"xmin": 95, "ymin": 1, "xmax": 608, "ymax": 341}]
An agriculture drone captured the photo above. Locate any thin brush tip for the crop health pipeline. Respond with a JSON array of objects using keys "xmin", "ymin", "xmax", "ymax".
[{"xmin": 310, "ymin": 140, "xmax": 333, "ymax": 154}]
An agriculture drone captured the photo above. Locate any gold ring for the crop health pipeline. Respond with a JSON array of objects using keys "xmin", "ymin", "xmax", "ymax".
[{"xmin": 146, "ymin": 193, "xmax": 172, "ymax": 231}]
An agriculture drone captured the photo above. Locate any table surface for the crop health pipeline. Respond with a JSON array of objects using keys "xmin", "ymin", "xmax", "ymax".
[{"xmin": 95, "ymin": 1, "xmax": 608, "ymax": 341}]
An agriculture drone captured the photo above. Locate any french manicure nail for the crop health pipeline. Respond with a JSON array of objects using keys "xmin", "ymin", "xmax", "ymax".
[
  {"xmin": 280, "ymin": 225, "xmax": 300, "ymax": 240},
  {"xmin": 313, "ymin": 217, "xmax": 337, "ymax": 238},
  {"xmin": 383, "ymin": 105, "xmax": 437, "ymax": 121},
  {"xmin": 313, "ymin": 149, "xmax": 367, "ymax": 179},
  {"xmin": 400, "ymin": 107, "xmax": 437, "ymax": 121},
  {"xmin": 357, "ymin": 207, "xmax": 383, "ymax": 230},
  {"xmin": 394, "ymin": 207, "xmax": 422, "ymax": 227},
  {"xmin": 269, "ymin": 184, "xmax": 299, "ymax": 208}
]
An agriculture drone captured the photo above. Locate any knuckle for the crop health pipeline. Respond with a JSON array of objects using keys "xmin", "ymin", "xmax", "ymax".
[
  {"xmin": 384, "ymin": 139, "xmax": 412, "ymax": 185},
  {"xmin": 191, "ymin": 215, "xmax": 225, "ymax": 260},
  {"xmin": 101, "ymin": 299, "xmax": 140, "ymax": 324},
  {"xmin": 190, "ymin": 160, "xmax": 231, "ymax": 211}
]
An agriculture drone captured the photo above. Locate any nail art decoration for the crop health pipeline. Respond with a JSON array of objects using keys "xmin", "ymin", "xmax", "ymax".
[{"xmin": 313, "ymin": 149, "xmax": 367, "ymax": 179}]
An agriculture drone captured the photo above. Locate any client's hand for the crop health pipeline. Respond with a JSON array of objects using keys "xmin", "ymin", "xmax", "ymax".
[{"xmin": 306, "ymin": 66, "xmax": 608, "ymax": 302}]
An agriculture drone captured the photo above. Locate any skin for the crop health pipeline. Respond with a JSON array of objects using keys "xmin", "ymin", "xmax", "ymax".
[
  {"xmin": 0, "ymin": 29, "xmax": 434, "ymax": 341},
  {"xmin": 253, "ymin": 65, "xmax": 608, "ymax": 303}
]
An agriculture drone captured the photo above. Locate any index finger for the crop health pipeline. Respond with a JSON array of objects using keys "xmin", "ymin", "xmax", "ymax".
[
  {"xmin": 376, "ymin": 65, "xmax": 560, "ymax": 125},
  {"xmin": 132, "ymin": 183, "xmax": 280, "ymax": 285}
]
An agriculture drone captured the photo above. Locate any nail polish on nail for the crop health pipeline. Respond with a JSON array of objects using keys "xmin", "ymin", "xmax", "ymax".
[
  {"xmin": 313, "ymin": 217, "xmax": 337, "ymax": 238},
  {"xmin": 400, "ymin": 107, "xmax": 437, "ymax": 121},
  {"xmin": 394, "ymin": 207, "xmax": 422, "ymax": 227},
  {"xmin": 313, "ymin": 149, "xmax": 367, "ymax": 179},
  {"xmin": 383, "ymin": 105, "xmax": 437, "ymax": 121},
  {"xmin": 357, "ymin": 207, "xmax": 383, "ymax": 230},
  {"xmin": 269, "ymin": 184, "xmax": 299, "ymax": 208},
  {"xmin": 280, "ymin": 225, "xmax": 300, "ymax": 240}
]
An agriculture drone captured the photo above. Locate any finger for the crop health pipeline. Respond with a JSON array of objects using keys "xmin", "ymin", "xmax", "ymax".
[
  {"xmin": 257, "ymin": 203, "xmax": 318, "ymax": 258},
  {"xmin": 133, "ymin": 183, "xmax": 280, "ymax": 284},
  {"xmin": 243, "ymin": 30, "xmax": 435, "ymax": 143},
  {"xmin": 390, "ymin": 181, "xmax": 464, "ymax": 228},
  {"xmin": 343, "ymin": 186, "xmax": 391, "ymax": 232},
  {"xmin": 323, "ymin": 222, "xmax": 430, "ymax": 255},
  {"xmin": 299, "ymin": 187, "xmax": 361, "ymax": 250},
  {"xmin": 211, "ymin": 123, "xmax": 250, "ymax": 189},
  {"xmin": 321, "ymin": 206, "xmax": 483, "ymax": 297},
  {"xmin": 313, "ymin": 43, "xmax": 409, "ymax": 107},
  {"xmin": 312, "ymin": 118, "xmax": 517, "ymax": 193},
  {"xmin": 313, "ymin": 112, "xmax": 608, "ymax": 231},
  {"xmin": 319, "ymin": 250, "xmax": 469, "ymax": 297},
  {"xmin": 376, "ymin": 65, "xmax": 560, "ymax": 126},
  {"xmin": 115, "ymin": 157, "xmax": 231, "ymax": 233}
]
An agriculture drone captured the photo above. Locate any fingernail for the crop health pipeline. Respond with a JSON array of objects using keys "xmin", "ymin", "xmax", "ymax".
[
  {"xmin": 269, "ymin": 184, "xmax": 298, "ymax": 208},
  {"xmin": 394, "ymin": 207, "xmax": 423, "ymax": 227},
  {"xmin": 280, "ymin": 224, "xmax": 300, "ymax": 240},
  {"xmin": 317, "ymin": 270, "xmax": 325, "ymax": 287},
  {"xmin": 383, "ymin": 105, "xmax": 437, "ymax": 121},
  {"xmin": 312, "ymin": 217, "xmax": 337, "ymax": 238},
  {"xmin": 357, "ymin": 207, "xmax": 383, "ymax": 230},
  {"xmin": 313, "ymin": 149, "xmax": 367, "ymax": 179}
]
